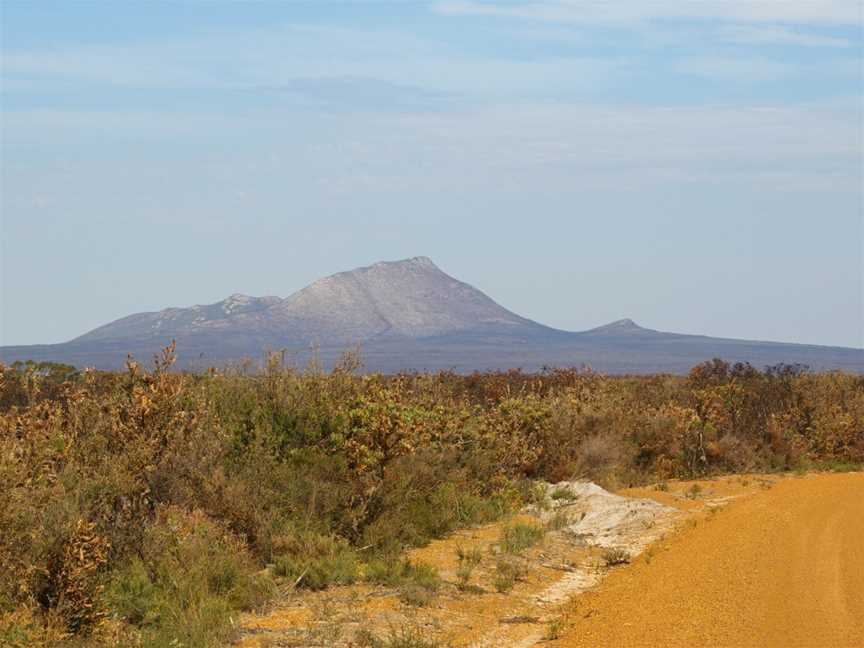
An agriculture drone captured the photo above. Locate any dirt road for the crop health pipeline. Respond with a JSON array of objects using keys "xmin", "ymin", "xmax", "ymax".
[{"xmin": 555, "ymin": 472, "xmax": 864, "ymax": 648}]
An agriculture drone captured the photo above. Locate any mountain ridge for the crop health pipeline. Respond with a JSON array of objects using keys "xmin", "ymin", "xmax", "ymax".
[
  {"xmin": 4, "ymin": 257, "xmax": 863, "ymax": 374},
  {"xmin": 74, "ymin": 256, "xmax": 551, "ymax": 346}
]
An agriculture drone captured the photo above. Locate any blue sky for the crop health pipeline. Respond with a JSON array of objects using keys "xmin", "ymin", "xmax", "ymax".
[{"xmin": 1, "ymin": 0, "xmax": 862, "ymax": 348}]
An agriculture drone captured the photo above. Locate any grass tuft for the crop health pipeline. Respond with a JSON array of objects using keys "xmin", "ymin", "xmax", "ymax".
[
  {"xmin": 500, "ymin": 523, "xmax": 545, "ymax": 554},
  {"xmin": 601, "ymin": 547, "xmax": 631, "ymax": 567}
]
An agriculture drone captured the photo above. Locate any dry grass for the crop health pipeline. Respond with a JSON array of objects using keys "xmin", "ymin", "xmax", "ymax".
[{"xmin": 601, "ymin": 548, "xmax": 631, "ymax": 567}]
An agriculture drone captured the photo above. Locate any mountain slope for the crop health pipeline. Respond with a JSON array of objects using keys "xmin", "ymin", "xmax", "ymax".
[
  {"xmin": 270, "ymin": 256, "xmax": 545, "ymax": 341},
  {"xmin": 72, "ymin": 257, "xmax": 548, "ymax": 346},
  {"xmin": 2, "ymin": 257, "xmax": 862, "ymax": 373}
]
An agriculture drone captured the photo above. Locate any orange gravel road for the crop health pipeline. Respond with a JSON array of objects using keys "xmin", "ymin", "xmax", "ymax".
[{"xmin": 556, "ymin": 472, "xmax": 864, "ymax": 648}]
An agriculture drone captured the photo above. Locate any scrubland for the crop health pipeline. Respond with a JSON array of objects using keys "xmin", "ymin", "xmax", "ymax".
[{"xmin": 1, "ymin": 346, "xmax": 861, "ymax": 647}]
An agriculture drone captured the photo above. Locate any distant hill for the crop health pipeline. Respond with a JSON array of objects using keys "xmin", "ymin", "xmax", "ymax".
[{"xmin": 2, "ymin": 257, "xmax": 862, "ymax": 373}]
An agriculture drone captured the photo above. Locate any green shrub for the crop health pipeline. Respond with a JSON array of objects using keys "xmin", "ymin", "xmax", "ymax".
[
  {"xmin": 105, "ymin": 558, "xmax": 159, "ymax": 627},
  {"xmin": 101, "ymin": 507, "xmax": 273, "ymax": 647},
  {"xmin": 268, "ymin": 527, "xmax": 363, "ymax": 590},
  {"xmin": 397, "ymin": 562, "xmax": 439, "ymax": 606},
  {"xmin": 455, "ymin": 545, "xmax": 483, "ymax": 591},
  {"xmin": 550, "ymin": 486, "xmax": 577, "ymax": 501},
  {"xmin": 545, "ymin": 618, "xmax": 564, "ymax": 640},
  {"xmin": 816, "ymin": 460, "xmax": 863, "ymax": 473},
  {"xmin": 357, "ymin": 624, "xmax": 443, "ymax": 648},
  {"xmin": 362, "ymin": 558, "xmax": 439, "ymax": 605},
  {"xmin": 493, "ymin": 557, "xmax": 527, "ymax": 593},
  {"xmin": 455, "ymin": 545, "xmax": 483, "ymax": 566},
  {"xmin": 273, "ymin": 548, "xmax": 359, "ymax": 590},
  {"xmin": 500, "ymin": 523, "xmax": 545, "ymax": 554},
  {"xmin": 364, "ymin": 558, "xmax": 439, "ymax": 595}
]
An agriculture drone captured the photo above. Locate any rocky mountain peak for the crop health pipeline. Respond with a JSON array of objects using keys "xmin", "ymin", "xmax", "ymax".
[
  {"xmin": 73, "ymin": 257, "xmax": 546, "ymax": 345},
  {"xmin": 371, "ymin": 256, "xmax": 438, "ymax": 270},
  {"xmin": 275, "ymin": 257, "xmax": 542, "ymax": 341},
  {"xmin": 587, "ymin": 318, "xmax": 646, "ymax": 335}
]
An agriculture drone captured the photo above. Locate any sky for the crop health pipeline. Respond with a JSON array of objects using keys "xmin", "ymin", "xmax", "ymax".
[{"xmin": 1, "ymin": 0, "xmax": 862, "ymax": 349}]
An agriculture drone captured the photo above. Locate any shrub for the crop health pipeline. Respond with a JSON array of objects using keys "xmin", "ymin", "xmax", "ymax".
[
  {"xmin": 455, "ymin": 545, "xmax": 483, "ymax": 591},
  {"xmin": 601, "ymin": 548, "xmax": 631, "ymax": 566},
  {"xmin": 493, "ymin": 573, "xmax": 515, "ymax": 594},
  {"xmin": 571, "ymin": 435, "xmax": 622, "ymax": 485},
  {"xmin": 397, "ymin": 562, "xmax": 440, "ymax": 606},
  {"xmin": 271, "ymin": 531, "xmax": 359, "ymax": 590},
  {"xmin": 2, "ymin": 352, "xmax": 861, "ymax": 644},
  {"xmin": 550, "ymin": 486, "xmax": 578, "ymax": 502},
  {"xmin": 102, "ymin": 507, "xmax": 273, "ymax": 647},
  {"xmin": 45, "ymin": 519, "xmax": 111, "ymax": 634},
  {"xmin": 816, "ymin": 460, "xmax": 863, "ymax": 473},
  {"xmin": 545, "ymin": 618, "xmax": 564, "ymax": 640},
  {"xmin": 455, "ymin": 544, "xmax": 483, "ymax": 566},
  {"xmin": 493, "ymin": 557, "xmax": 527, "ymax": 593},
  {"xmin": 500, "ymin": 523, "xmax": 545, "ymax": 554},
  {"xmin": 364, "ymin": 558, "xmax": 440, "ymax": 605},
  {"xmin": 273, "ymin": 551, "xmax": 359, "ymax": 590},
  {"xmin": 104, "ymin": 558, "xmax": 158, "ymax": 627},
  {"xmin": 356, "ymin": 624, "xmax": 443, "ymax": 648}
]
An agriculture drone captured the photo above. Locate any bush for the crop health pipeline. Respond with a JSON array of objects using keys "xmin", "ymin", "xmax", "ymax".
[
  {"xmin": 398, "ymin": 562, "xmax": 440, "ymax": 606},
  {"xmin": 363, "ymin": 557, "xmax": 441, "ymax": 604},
  {"xmin": 357, "ymin": 624, "xmax": 443, "ymax": 648},
  {"xmin": 274, "ymin": 552, "xmax": 359, "ymax": 590},
  {"xmin": 123, "ymin": 507, "xmax": 271, "ymax": 646},
  {"xmin": 493, "ymin": 557, "xmax": 527, "ymax": 593},
  {"xmin": 455, "ymin": 545, "xmax": 483, "ymax": 591},
  {"xmin": 272, "ymin": 535, "xmax": 359, "ymax": 590},
  {"xmin": 105, "ymin": 558, "xmax": 158, "ymax": 627},
  {"xmin": 601, "ymin": 548, "xmax": 631, "ymax": 566},
  {"xmin": 364, "ymin": 558, "xmax": 440, "ymax": 603},
  {"xmin": 500, "ymin": 523, "xmax": 545, "ymax": 554},
  {"xmin": 550, "ymin": 486, "xmax": 578, "ymax": 502},
  {"xmin": 2, "ymin": 352, "xmax": 861, "ymax": 643}
]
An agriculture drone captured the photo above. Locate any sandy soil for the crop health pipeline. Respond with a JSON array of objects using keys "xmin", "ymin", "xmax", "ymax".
[
  {"xmin": 234, "ymin": 472, "xmax": 863, "ymax": 648},
  {"xmin": 234, "ymin": 486, "xmax": 677, "ymax": 647},
  {"xmin": 553, "ymin": 472, "xmax": 864, "ymax": 648}
]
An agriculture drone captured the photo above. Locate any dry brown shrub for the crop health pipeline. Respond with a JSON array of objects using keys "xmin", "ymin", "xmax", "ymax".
[
  {"xmin": 1, "ymin": 352, "xmax": 861, "ymax": 645},
  {"xmin": 46, "ymin": 519, "xmax": 110, "ymax": 634}
]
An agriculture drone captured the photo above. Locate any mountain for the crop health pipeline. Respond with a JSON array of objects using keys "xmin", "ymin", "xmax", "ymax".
[
  {"xmin": 72, "ymin": 257, "xmax": 548, "ymax": 346},
  {"xmin": 2, "ymin": 257, "xmax": 862, "ymax": 374}
]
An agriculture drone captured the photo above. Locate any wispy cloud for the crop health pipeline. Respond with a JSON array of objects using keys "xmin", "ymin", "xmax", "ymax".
[
  {"xmin": 674, "ymin": 54, "xmax": 859, "ymax": 84},
  {"xmin": 432, "ymin": 0, "xmax": 862, "ymax": 25},
  {"xmin": 674, "ymin": 57, "xmax": 798, "ymax": 82},
  {"xmin": 1, "ymin": 26, "xmax": 635, "ymax": 101},
  {"xmin": 6, "ymin": 99, "xmax": 858, "ymax": 194},
  {"xmin": 717, "ymin": 24, "xmax": 852, "ymax": 47}
]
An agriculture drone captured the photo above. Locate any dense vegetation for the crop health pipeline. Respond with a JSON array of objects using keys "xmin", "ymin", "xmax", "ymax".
[{"xmin": 1, "ymin": 348, "xmax": 862, "ymax": 647}]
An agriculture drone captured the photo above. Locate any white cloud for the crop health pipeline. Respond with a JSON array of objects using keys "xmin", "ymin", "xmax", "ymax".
[{"xmin": 432, "ymin": 1, "xmax": 862, "ymax": 25}]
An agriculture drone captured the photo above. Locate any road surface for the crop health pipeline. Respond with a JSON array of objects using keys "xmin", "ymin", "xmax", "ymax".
[{"xmin": 557, "ymin": 472, "xmax": 864, "ymax": 648}]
